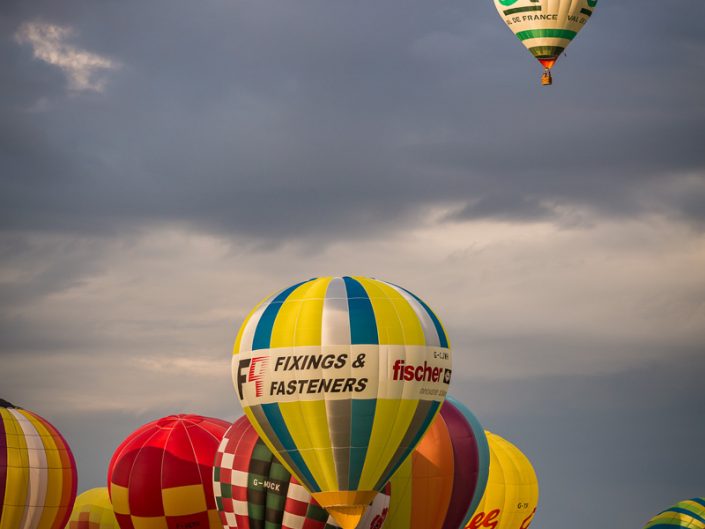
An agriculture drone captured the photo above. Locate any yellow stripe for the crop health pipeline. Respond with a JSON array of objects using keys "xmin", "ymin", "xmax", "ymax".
[
  {"xmin": 277, "ymin": 400, "xmax": 337, "ymax": 491},
  {"xmin": 386, "ymin": 457, "xmax": 413, "ymax": 529},
  {"xmin": 270, "ymin": 278, "xmax": 329, "ymax": 348},
  {"xmin": 357, "ymin": 399, "xmax": 418, "ymax": 490},
  {"xmin": 233, "ymin": 290, "xmax": 277, "ymax": 354},
  {"xmin": 292, "ymin": 278, "xmax": 330, "ymax": 347},
  {"xmin": 354, "ymin": 277, "xmax": 425, "ymax": 346},
  {"xmin": 1, "ymin": 410, "xmax": 29, "ymax": 529},
  {"xmin": 646, "ymin": 513, "xmax": 705, "ymax": 528}
]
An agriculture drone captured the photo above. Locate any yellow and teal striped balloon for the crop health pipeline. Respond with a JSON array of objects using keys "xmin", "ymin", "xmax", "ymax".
[
  {"xmin": 492, "ymin": 0, "xmax": 598, "ymax": 83},
  {"xmin": 231, "ymin": 277, "xmax": 452, "ymax": 529},
  {"xmin": 643, "ymin": 498, "xmax": 705, "ymax": 529}
]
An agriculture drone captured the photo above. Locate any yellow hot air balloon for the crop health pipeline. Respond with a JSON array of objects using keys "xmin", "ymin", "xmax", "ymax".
[
  {"xmin": 492, "ymin": 0, "xmax": 598, "ymax": 85},
  {"xmin": 231, "ymin": 277, "xmax": 452, "ymax": 529},
  {"xmin": 1, "ymin": 399, "xmax": 77, "ymax": 529},
  {"xmin": 66, "ymin": 489, "xmax": 119, "ymax": 529},
  {"xmin": 465, "ymin": 432, "xmax": 539, "ymax": 529}
]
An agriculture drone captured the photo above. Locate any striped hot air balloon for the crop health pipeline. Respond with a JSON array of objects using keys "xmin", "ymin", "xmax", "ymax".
[
  {"xmin": 107, "ymin": 414, "xmax": 230, "ymax": 529},
  {"xmin": 492, "ymin": 0, "xmax": 598, "ymax": 85},
  {"xmin": 212, "ymin": 416, "xmax": 390, "ymax": 529},
  {"xmin": 66, "ymin": 488, "xmax": 119, "ymax": 529},
  {"xmin": 465, "ymin": 432, "xmax": 539, "ymax": 529},
  {"xmin": 384, "ymin": 397, "xmax": 489, "ymax": 529},
  {"xmin": 643, "ymin": 498, "xmax": 705, "ymax": 529},
  {"xmin": 231, "ymin": 277, "xmax": 452, "ymax": 529},
  {"xmin": 1, "ymin": 399, "xmax": 77, "ymax": 529}
]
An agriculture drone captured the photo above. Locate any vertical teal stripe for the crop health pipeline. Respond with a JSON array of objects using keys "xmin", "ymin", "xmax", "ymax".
[
  {"xmin": 347, "ymin": 399, "xmax": 377, "ymax": 489},
  {"xmin": 260, "ymin": 403, "xmax": 320, "ymax": 492},
  {"xmin": 392, "ymin": 283, "xmax": 449, "ymax": 348},
  {"xmin": 375, "ymin": 400, "xmax": 441, "ymax": 489},
  {"xmin": 343, "ymin": 276, "xmax": 379, "ymax": 345},
  {"xmin": 252, "ymin": 279, "xmax": 315, "ymax": 351}
]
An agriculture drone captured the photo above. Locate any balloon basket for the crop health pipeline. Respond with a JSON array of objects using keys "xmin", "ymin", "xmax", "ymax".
[{"xmin": 541, "ymin": 70, "xmax": 553, "ymax": 86}]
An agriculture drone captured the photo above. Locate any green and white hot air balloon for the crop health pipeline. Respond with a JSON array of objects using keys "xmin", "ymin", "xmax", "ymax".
[{"xmin": 492, "ymin": 0, "xmax": 598, "ymax": 85}]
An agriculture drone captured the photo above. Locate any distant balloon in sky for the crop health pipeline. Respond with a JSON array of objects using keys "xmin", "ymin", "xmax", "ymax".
[
  {"xmin": 1, "ymin": 399, "xmax": 77, "ymax": 529},
  {"xmin": 643, "ymin": 498, "xmax": 705, "ymax": 529},
  {"xmin": 492, "ymin": 0, "xmax": 598, "ymax": 85},
  {"xmin": 232, "ymin": 276, "xmax": 452, "ymax": 529},
  {"xmin": 465, "ymin": 432, "xmax": 539, "ymax": 529},
  {"xmin": 384, "ymin": 397, "xmax": 489, "ymax": 529},
  {"xmin": 66, "ymin": 488, "xmax": 119, "ymax": 529},
  {"xmin": 212, "ymin": 416, "xmax": 390, "ymax": 529},
  {"xmin": 107, "ymin": 414, "xmax": 230, "ymax": 529}
]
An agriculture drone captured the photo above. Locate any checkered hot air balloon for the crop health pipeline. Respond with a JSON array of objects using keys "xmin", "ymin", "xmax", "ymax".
[
  {"xmin": 643, "ymin": 498, "xmax": 705, "ymax": 529},
  {"xmin": 0, "ymin": 399, "xmax": 78, "ymax": 529},
  {"xmin": 107, "ymin": 414, "xmax": 230, "ymax": 529},
  {"xmin": 465, "ymin": 432, "xmax": 539, "ymax": 529},
  {"xmin": 212, "ymin": 416, "xmax": 391, "ymax": 529},
  {"xmin": 232, "ymin": 277, "xmax": 452, "ymax": 529},
  {"xmin": 66, "ymin": 488, "xmax": 119, "ymax": 529},
  {"xmin": 384, "ymin": 397, "xmax": 489, "ymax": 529}
]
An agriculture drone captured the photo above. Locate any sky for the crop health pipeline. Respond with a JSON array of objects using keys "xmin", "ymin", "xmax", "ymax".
[{"xmin": 1, "ymin": 0, "xmax": 704, "ymax": 527}]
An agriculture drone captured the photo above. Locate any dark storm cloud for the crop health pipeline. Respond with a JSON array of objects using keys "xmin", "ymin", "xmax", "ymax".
[{"xmin": 1, "ymin": 0, "xmax": 704, "ymax": 242}]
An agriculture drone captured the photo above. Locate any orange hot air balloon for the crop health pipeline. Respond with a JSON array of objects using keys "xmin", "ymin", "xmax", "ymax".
[{"xmin": 384, "ymin": 397, "xmax": 489, "ymax": 529}]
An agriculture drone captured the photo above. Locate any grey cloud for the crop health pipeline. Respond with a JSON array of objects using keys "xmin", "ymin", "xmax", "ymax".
[{"xmin": 1, "ymin": 0, "xmax": 704, "ymax": 243}]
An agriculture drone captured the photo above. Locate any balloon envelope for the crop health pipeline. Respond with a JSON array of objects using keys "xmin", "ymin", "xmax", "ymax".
[
  {"xmin": 384, "ymin": 397, "xmax": 489, "ymax": 529},
  {"xmin": 492, "ymin": 0, "xmax": 598, "ymax": 69},
  {"xmin": 1, "ymin": 399, "xmax": 77, "ymax": 529},
  {"xmin": 108, "ymin": 414, "xmax": 230, "ymax": 529},
  {"xmin": 66, "ymin": 488, "xmax": 119, "ymax": 529},
  {"xmin": 231, "ymin": 277, "xmax": 452, "ymax": 529},
  {"xmin": 212, "ymin": 416, "xmax": 390, "ymax": 529},
  {"xmin": 643, "ymin": 498, "xmax": 705, "ymax": 529},
  {"xmin": 465, "ymin": 432, "xmax": 538, "ymax": 529}
]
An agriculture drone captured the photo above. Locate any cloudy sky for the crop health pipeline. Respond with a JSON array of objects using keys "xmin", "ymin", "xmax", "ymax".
[{"xmin": 1, "ymin": 0, "xmax": 704, "ymax": 527}]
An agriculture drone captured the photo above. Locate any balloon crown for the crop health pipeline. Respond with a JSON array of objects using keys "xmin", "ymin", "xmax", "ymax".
[
  {"xmin": 156, "ymin": 414, "xmax": 205, "ymax": 429},
  {"xmin": 0, "ymin": 398, "xmax": 19, "ymax": 408}
]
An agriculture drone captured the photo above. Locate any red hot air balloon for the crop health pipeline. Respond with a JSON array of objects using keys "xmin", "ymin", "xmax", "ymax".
[{"xmin": 108, "ymin": 414, "xmax": 229, "ymax": 529}]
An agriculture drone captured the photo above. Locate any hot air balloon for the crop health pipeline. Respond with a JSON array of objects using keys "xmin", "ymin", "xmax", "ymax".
[
  {"xmin": 212, "ymin": 416, "xmax": 390, "ymax": 529},
  {"xmin": 643, "ymin": 498, "xmax": 705, "ymax": 529},
  {"xmin": 231, "ymin": 277, "xmax": 452, "ymax": 529},
  {"xmin": 66, "ymin": 488, "xmax": 119, "ymax": 529},
  {"xmin": 107, "ymin": 414, "xmax": 230, "ymax": 529},
  {"xmin": 384, "ymin": 396, "xmax": 489, "ymax": 529},
  {"xmin": 465, "ymin": 432, "xmax": 538, "ymax": 529},
  {"xmin": 492, "ymin": 0, "xmax": 598, "ymax": 85},
  {"xmin": 1, "ymin": 399, "xmax": 78, "ymax": 529}
]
